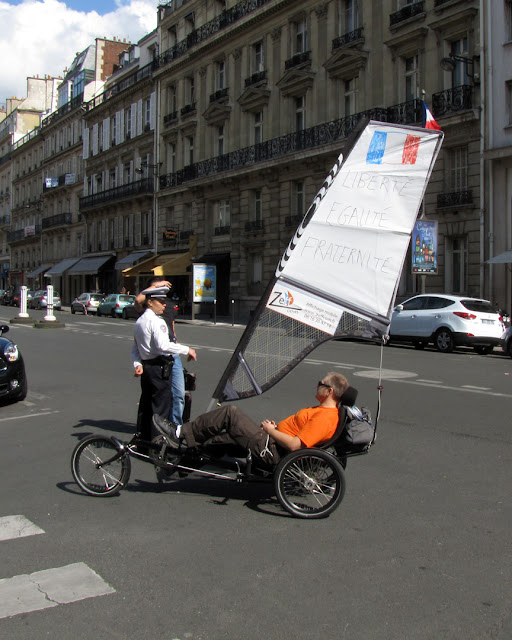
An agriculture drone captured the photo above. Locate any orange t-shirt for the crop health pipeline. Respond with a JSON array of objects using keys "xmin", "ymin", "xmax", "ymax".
[{"xmin": 277, "ymin": 406, "xmax": 339, "ymax": 448}]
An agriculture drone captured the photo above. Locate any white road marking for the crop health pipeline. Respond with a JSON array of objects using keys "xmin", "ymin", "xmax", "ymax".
[
  {"xmin": 0, "ymin": 516, "xmax": 44, "ymax": 542},
  {"xmin": 416, "ymin": 379, "xmax": 442, "ymax": 384},
  {"xmin": 462, "ymin": 385, "xmax": 491, "ymax": 390},
  {"xmin": 0, "ymin": 411, "xmax": 59, "ymax": 423},
  {"xmin": 0, "ymin": 562, "xmax": 115, "ymax": 619},
  {"xmin": 354, "ymin": 368, "xmax": 417, "ymax": 380}
]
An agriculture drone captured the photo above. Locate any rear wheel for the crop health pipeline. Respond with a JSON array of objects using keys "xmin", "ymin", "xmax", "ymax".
[
  {"xmin": 71, "ymin": 436, "xmax": 131, "ymax": 496},
  {"xmin": 474, "ymin": 345, "xmax": 493, "ymax": 355},
  {"xmin": 122, "ymin": 308, "xmax": 128, "ymax": 319},
  {"xmin": 111, "ymin": 309, "xmax": 116, "ymax": 318},
  {"xmin": 434, "ymin": 328, "xmax": 454, "ymax": 353},
  {"xmin": 97, "ymin": 309, "xmax": 101, "ymax": 317},
  {"xmin": 274, "ymin": 449, "xmax": 345, "ymax": 518},
  {"xmin": 71, "ymin": 306, "xmax": 75, "ymax": 314}
]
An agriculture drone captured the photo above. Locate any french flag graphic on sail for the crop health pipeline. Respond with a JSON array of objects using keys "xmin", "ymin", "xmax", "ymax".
[{"xmin": 366, "ymin": 131, "xmax": 421, "ymax": 165}]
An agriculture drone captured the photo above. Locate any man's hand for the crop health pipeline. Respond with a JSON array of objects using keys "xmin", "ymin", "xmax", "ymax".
[
  {"xmin": 187, "ymin": 348, "xmax": 197, "ymax": 361},
  {"xmin": 261, "ymin": 419, "xmax": 277, "ymax": 433},
  {"xmin": 134, "ymin": 365, "xmax": 143, "ymax": 377}
]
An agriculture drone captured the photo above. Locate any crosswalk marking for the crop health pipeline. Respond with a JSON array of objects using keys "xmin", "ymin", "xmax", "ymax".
[
  {"xmin": 0, "ymin": 515, "xmax": 44, "ymax": 541},
  {"xmin": 0, "ymin": 562, "xmax": 115, "ymax": 619}
]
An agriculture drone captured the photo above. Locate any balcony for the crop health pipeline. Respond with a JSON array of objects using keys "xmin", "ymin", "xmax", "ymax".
[
  {"xmin": 86, "ymin": 63, "xmax": 153, "ymax": 111},
  {"xmin": 390, "ymin": 1, "xmax": 425, "ymax": 27},
  {"xmin": 245, "ymin": 220, "xmax": 264, "ymax": 232},
  {"xmin": 432, "ymin": 85, "xmax": 473, "ymax": 118},
  {"xmin": 437, "ymin": 190, "xmax": 473, "ymax": 209},
  {"xmin": 178, "ymin": 229, "xmax": 193, "ymax": 241},
  {"xmin": 41, "ymin": 92, "xmax": 84, "ymax": 129},
  {"xmin": 245, "ymin": 70, "xmax": 267, "ymax": 88},
  {"xmin": 214, "ymin": 225, "xmax": 230, "ymax": 236},
  {"xmin": 209, "ymin": 88, "xmax": 229, "ymax": 104},
  {"xmin": 163, "ymin": 111, "xmax": 178, "ymax": 126},
  {"xmin": 180, "ymin": 103, "xmax": 196, "ymax": 117},
  {"xmin": 79, "ymin": 178, "xmax": 153, "ymax": 210},
  {"xmin": 155, "ymin": 0, "xmax": 270, "ymax": 70},
  {"xmin": 8, "ymin": 226, "xmax": 41, "ymax": 243},
  {"xmin": 43, "ymin": 173, "xmax": 77, "ymax": 192},
  {"xmin": 284, "ymin": 51, "xmax": 311, "ymax": 71},
  {"xmin": 42, "ymin": 212, "xmax": 73, "ymax": 230},
  {"xmin": 332, "ymin": 28, "xmax": 364, "ymax": 51}
]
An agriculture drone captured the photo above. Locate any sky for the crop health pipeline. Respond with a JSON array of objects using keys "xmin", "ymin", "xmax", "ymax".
[{"xmin": 0, "ymin": 0, "xmax": 159, "ymax": 104}]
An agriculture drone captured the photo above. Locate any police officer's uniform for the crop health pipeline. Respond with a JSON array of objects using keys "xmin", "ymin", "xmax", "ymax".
[{"xmin": 131, "ymin": 292, "xmax": 191, "ymax": 441}]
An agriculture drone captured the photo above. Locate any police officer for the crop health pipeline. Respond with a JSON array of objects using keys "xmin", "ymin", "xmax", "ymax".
[{"xmin": 131, "ymin": 287, "xmax": 197, "ymax": 442}]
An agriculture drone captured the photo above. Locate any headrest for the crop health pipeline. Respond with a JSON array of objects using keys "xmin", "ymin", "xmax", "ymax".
[
  {"xmin": 339, "ymin": 386, "xmax": 358, "ymax": 407},
  {"xmin": 142, "ymin": 286, "xmax": 171, "ymax": 299}
]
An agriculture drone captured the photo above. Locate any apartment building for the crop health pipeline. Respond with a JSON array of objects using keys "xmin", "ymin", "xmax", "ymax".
[{"xmin": 152, "ymin": 0, "xmax": 482, "ymax": 318}]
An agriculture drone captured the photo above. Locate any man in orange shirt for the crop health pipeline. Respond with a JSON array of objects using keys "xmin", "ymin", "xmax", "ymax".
[{"xmin": 152, "ymin": 372, "xmax": 348, "ymax": 466}]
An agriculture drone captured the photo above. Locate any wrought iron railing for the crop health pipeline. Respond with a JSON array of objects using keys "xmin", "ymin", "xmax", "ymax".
[
  {"xmin": 79, "ymin": 178, "xmax": 153, "ymax": 210},
  {"xmin": 181, "ymin": 103, "xmax": 196, "ymax": 117},
  {"xmin": 245, "ymin": 70, "xmax": 267, "ymax": 87},
  {"xmin": 332, "ymin": 28, "xmax": 364, "ymax": 50},
  {"xmin": 437, "ymin": 190, "xmax": 473, "ymax": 208},
  {"xmin": 41, "ymin": 92, "xmax": 84, "ymax": 128},
  {"xmin": 163, "ymin": 111, "xmax": 178, "ymax": 125},
  {"xmin": 86, "ymin": 63, "xmax": 153, "ymax": 111},
  {"xmin": 8, "ymin": 226, "xmax": 41, "ymax": 243},
  {"xmin": 432, "ymin": 85, "xmax": 473, "ymax": 118},
  {"xmin": 209, "ymin": 88, "xmax": 229, "ymax": 103},
  {"xmin": 245, "ymin": 220, "xmax": 264, "ymax": 232},
  {"xmin": 42, "ymin": 212, "xmax": 72, "ymax": 229},
  {"xmin": 179, "ymin": 229, "xmax": 193, "ymax": 241},
  {"xmin": 214, "ymin": 225, "xmax": 231, "ymax": 236},
  {"xmin": 285, "ymin": 51, "xmax": 311, "ymax": 70},
  {"xmin": 155, "ymin": 0, "xmax": 270, "ymax": 70},
  {"xmin": 390, "ymin": 1, "xmax": 425, "ymax": 26}
]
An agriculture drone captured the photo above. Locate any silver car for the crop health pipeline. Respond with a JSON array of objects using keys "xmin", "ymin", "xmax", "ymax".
[
  {"xmin": 70, "ymin": 293, "xmax": 103, "ymax": 315},
  {"xmin": 29, "ymin": 289, "xmax": 62, "ymax": 310}
]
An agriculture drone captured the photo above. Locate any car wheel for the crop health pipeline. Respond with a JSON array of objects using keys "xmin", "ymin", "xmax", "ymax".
[
  {"xmin": 507, "ymin": 340, "xmax": 512, "ymax": 358},
  {"xmin": 434, "ymin": 328, "xmax": 454, "ymax": 353},
  {"xmin": 97, "ymin": 309, "xmax": 101, "ymax": 317},
  {"xmin": 474, "ymin": 345, "xmax": 493, "ymax": 355},
  {"xmin": 111, "ymin": 309, "xmax": 116, "ymax": 318},
  {"xmin": 414, "ymin": 341, "xmax": 427, "ymax": 350},
  {"xmin": 15, "ymin": 376, "xmax": 27, "ymax": 402},
  {"xmin": 71, "ymin": 306, "xmax": 75, "ymax": 314},
  {"xmin": 122, "ymin": 308, "xmax": 128, "ymax": 319}
]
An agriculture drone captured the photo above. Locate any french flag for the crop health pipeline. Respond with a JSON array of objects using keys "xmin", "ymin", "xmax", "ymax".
[{"xmin": 421, "ymin": 100, "xmax": 442, "ymax": 131}]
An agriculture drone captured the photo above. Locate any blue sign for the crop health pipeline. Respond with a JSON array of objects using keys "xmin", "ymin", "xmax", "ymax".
[{"xmin": 412, "ymin": 220, "xmax": 438, "ymax": 274}]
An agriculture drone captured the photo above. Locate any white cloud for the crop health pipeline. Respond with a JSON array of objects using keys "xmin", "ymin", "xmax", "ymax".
[{"xmin": 0, "ymin": 0, "xmax": 157, "ymax": 103}]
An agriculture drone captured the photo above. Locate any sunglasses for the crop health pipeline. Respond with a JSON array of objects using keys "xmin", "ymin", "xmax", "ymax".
[{"xmin": 317, "ymin": 381, "xmax": 331, "ymax": 389}]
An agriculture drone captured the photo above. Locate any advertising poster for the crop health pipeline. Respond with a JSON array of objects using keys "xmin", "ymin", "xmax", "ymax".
[
  {"xmin": 193, "ymin": 263, "xmax": 216, "ymax": 302},
  {"xmin": 412, "ymin": 220, "xmax": 438, "ymax": 274}
]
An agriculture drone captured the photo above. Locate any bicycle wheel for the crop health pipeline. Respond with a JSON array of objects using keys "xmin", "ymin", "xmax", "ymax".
[
  {"xmin": 71, "ymin": 435, "xmax": 131, "ymax": 496},
  {"xmin": 274, "ymin": 449, "xmax": 345, "ymax": 518}
]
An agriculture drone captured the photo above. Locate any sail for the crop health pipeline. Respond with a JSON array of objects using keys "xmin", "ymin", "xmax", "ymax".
[{"xmin": 212, "ymin": 120, "xmax": 443, "ymax": 403}]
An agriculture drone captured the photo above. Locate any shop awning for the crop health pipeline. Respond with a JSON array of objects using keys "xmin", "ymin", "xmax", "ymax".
[
  {"xmin": 153, "ymin": 252, "xmax": 191, "ymax": 277},
  {"xmin": 123, "ymin": 252, "xmax": 191, "ymax": 277},
  {"xmin": 115, "ymin": 250, "xmax": 152, "ymax": 270},
  {"xmin": 44, "ymin": 258, "xmax": 80, "ymax": 277},
  {"xmin": 68, "ymin": 255, "xmax": 113, "ymax": 275},
  {"xmin": 487, "ymin": 250, "xmax": 512, "ymax": 264},
  {"xmin": 26, "ymin": 264, "xmax": 52, "ymax": 278}
]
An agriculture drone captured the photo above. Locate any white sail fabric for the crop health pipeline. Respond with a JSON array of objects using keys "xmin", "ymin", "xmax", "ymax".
[{"xmin": 211, "ymin": 121, "xmax": 443, "ymax": 402}]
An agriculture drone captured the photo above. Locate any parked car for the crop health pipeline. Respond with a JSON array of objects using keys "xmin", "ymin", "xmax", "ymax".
[
  {"xmin": 388, "ymin": 294, "xmax": 505, "ymax": 354},
  {"xmin": 70, "ymin": 293, "xmax": 104, "ymax": 315},
  {"xmin": 29, "ymin": 289, "xmax": 62, "ymax": 310},
  {"xmin": 0, "ymin": 324, "xmax": 27, "ymax": 402},
  {"xmin": 0, "ymin": 290, "xmax": 7, "ymax": 304},
  {"xmin": 121, "ymin": 302, "xmax": 142, "ymax": 320},
  {"xmin": 501, "ymin": 326, "xmax": 512, "ymax": 358},
  {"xmin": 97, "ymin": 294, "xmax": 135, "ymax": 317}
]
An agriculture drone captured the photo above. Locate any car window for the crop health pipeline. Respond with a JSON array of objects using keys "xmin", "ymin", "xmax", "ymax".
[
  {"xmin": 119, "ymin": 295, "xmax": 132, "ymax": 302},
  {"xmin": 461, "ymin": 299, "xmax": 496, "ymax": 314},
  {"xmin": 401, "ymin": 297, "xmax": 425, "ymax": 311},
  {"xmin": 91, "ymin": 295, "xmax": 103, "ymax": 302},
  {"xmin": 424, "ymin": 297, "xmax": 455, "ymax": 310}
]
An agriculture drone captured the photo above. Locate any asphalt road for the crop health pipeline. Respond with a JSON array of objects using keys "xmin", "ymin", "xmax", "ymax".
[{"xmin": 0, "ymin": 307, "xmax": 511, "ymax": 640}]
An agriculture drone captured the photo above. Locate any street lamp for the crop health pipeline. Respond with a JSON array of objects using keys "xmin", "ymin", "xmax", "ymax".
[
  {"xmin": 135, "ymin": 161, "xmax": 161, "ymax": 176},
  {"xmin": 440, "ymin": 53, "xmax": 479, "ymax": 82}
]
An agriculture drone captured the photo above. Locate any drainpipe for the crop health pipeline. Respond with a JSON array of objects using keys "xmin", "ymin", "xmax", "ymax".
[{"xmin": 479, "ymin": 0, "xmax": 486, "ymax": 299}]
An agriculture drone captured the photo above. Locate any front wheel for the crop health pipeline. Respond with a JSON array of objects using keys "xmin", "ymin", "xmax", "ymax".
[
  {"xmin": 71, "ymin": 435, "xmax": 131, "ymax": 496},
  {"xmin": 474, "ymin": 345, "xmax": 493, "ymax": 355},
  {"xmin": 274, "ymin": 449, "xmax": 345, "ymax": 519},
  {"xmin": 434, "ymin": 328, "xmax": 455, "ymax": 353}
]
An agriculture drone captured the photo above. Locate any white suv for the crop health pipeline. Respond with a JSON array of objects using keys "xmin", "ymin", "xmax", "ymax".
[{"xmin": 389, "ymin": 294, "xmax": 505, "ymax": 354}]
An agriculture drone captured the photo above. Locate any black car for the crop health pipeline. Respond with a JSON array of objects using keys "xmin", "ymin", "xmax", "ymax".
[{"xmin": 0, "ymin": 325, "xmax": 27, "ymax": 402}]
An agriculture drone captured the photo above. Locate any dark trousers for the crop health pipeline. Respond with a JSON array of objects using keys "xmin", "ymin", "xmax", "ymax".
[
  {"xmin": 181, "ymin": 405, "xmax": 282, "ymax": 466},
  {"xmin": 137, "ymin": 361, "xmax": 172, "ymax": 441}
]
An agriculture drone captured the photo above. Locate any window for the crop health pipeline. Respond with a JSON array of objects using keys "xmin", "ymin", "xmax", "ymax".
[
  {"xmin": 125, "ymin": 109, "xmax": 132, "ymax": 139},
  {"xmin": 185, "ymin": 136, "xmax": 194, "ymax": 165},
  {"xmin": 144, "ymin": 98, "xmax": 151, "ymax": 127},
  {"xmin": 254, "ymin": 111, "xmax": 263, "ymax": 144},
  {"xmin": 253, "ymin": 189, "xmax": 262, "ymax": 224},
  {"xmin": 446, "ymin": 236, "xmax": 468, "ymax": 294},
  {"xmin": 215, "ymin": 199, "xmax": 230, "ymax": 231},
  {"xmin": 216, "ymin": 61, "xmax": 225, "ymax": 90},
  {"xmin": 185, "ymin": 12, "xmax": 195, "ymax": 35},
  {"xmin": 507, "ymin": 0, "xmax": 512, "ymax": 42},
  {"xmin": 167, "ymin": 142, "xmax": 176, "ymax": 173},
  {"xmin": 217, "ymin": 126, "xmax": 225, "ymax": 156},
  {"xmin": 344, "ymin": 78, "xmax": 357, "ymax": 116},
  {"xmin": 294, "ymin": 18, "xmax": 307, "ymax": 53},
  {"xmin": 252, "ymin": 41, "xmax": 264, "ymax": 73},
  {"xmin": 111, "ymin": 115, "xmax": 116, "ymax": 143},
  {"xmin": 109, "ymin": 168, "xmax": 116, "ymax": 189},
  {"xmin": 447, "ymin": 147, "xmax": 468, "ymax": 191},
  {"xmin": 186, "ymin": 76, "xmax": 195, "ymax": 104},
  {"xmin": 124, "ymin": 163, "xmax": 131, "ymax": 185},
  {"xmin": 293, "ymin": 181, "xmax": 305, "ymax": 216},
  {"xmin": 167, "ymin": 25, "xmax": 177, "ymax": 48},
  {"xmin": 295, "ymin": 96, "xmax": 306, "ymax": 131},
  {"xmin": 342, "ymin": 0, "xmax": 359, "ymax": 33},
  {"xmin": 250, "ymin": 254, "xmax": 263, "ymax": 284},
  {"xmin": 167, "ymin": 85, "xmax": 177, "ymax": 114},
  {"xmin": 404, "ymin": 55, "xmax": 419, "ymax": 101},
  {"xmin": 450, "ymin": 37, "xmax": 469, "ymax": 86}
]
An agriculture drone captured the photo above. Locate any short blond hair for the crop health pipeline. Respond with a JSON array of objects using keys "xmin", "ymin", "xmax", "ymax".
[{"xmin": 323, "ymin": 372, "xmax": 349, "ymax": 401}]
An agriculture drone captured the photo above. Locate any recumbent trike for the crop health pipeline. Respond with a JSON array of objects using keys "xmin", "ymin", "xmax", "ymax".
[{"xmin": 71, "ymin": 386, "xmax": 375, "ymax": 519}]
